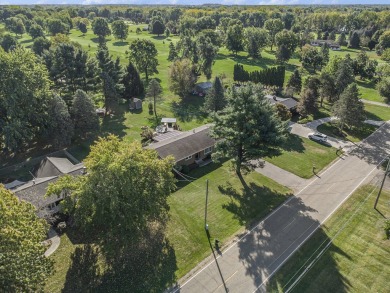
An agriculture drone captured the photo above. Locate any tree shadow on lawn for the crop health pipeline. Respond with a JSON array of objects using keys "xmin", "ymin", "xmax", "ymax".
[
  {"xmin": 151, "ymin": 35, "xmax": 167, "ymax": 40},
  {"xmin": 266, "ymin": 226, "xmax": 351, "ymax": 293},
  {"xmin": 266, "ymin": 134, "xmax": 306, "ymax": 159},
  {"xmin": 63, "ymin": 225, "xmax": 177, "ymax": 293},
  {"xmin": 100, "ymin": 104, "xmax": 128, "ymax": 138},
  {"xmin": 219, "ymin": 181, "xmax": 293, "ymax": 226},
  {"xmin": 171, "ymin": 96, "xmax": 208, "ymax": 123},
  {"xmin": 112, "ymin": 41, "xmax": 129, "ymax": 46}
]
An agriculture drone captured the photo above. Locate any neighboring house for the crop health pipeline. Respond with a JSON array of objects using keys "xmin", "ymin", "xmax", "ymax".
[
  {"xmin": 310, "ymin": 40, "xmax": 341, "ymax": 50},
  {"xmin": 265, "ymin": 94, "xmax": 298, "ymax": 111},
  {"xmin": 194, "ymin": 82, "xmax": 212, "ymax": 96},
  {"xmin": 11, "ymin": 156, "xmax": 85, "ymax": 218},
  {"xmin": 146, "ymin": 124, "xmax": 215, "ymax": 168},
  {"xmin": 130, "ymin": 98, "xmax": 142, "ymax": 110}
]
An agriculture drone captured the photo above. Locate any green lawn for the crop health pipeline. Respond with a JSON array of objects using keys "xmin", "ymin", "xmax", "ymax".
[
  {"xmin": 265, "ymin": 134, "xmax": 338, "ymax": 179},
  {"xmin": 365, "ymin": 104, "xmax": 390, "ymax": 121},
  {"xmin": 317, "ymin": 122, "xmax": 378, "ymax": 143},
  {"xmin": 44, "ymin": 161, "xmax": 291, "ymax": 291},
  {"xmin": 268, "ymin": 185, "xmax": 390, "ymax": 293}
]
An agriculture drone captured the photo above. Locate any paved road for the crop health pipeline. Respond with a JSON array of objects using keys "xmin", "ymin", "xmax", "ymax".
[{"xmin": 172, "ymin": 122, "xmax": 390, "ymax": 293}]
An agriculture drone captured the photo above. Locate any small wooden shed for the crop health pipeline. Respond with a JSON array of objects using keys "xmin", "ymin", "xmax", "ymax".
[{"xmin": 130, "ymin": 98, "xmax": 142, "ymax": 110}]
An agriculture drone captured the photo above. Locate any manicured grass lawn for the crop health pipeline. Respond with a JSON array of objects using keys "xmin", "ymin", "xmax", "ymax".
[
  {"xmin": 44, "ymin": 161, "xmax": 291, "ymax": 291},
  {"xmin": 265, "ymin": 134, "xmax": 338, "ymax": 179},
  {"xmin": 365, "ymin": 104, "xmax": 390, "ymax": 121},
  {"xmin": 167, "ymin": 161, "xmax": 291, "ymax": 278},
  {"xmin": 268, "ymin": 185, "xmax": 390, "ymax": 293},
  {"xmin": 317, "ymin": 122, "xmax": 378, "ymax": 143}
]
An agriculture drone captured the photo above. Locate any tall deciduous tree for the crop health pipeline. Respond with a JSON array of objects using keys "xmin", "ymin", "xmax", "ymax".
[
  {"xmin": 151, "ymin": 19, "xmax": 165, "ymax": 37},
  {"xmin": 0, "ymin": 48, "xmax": 52, "ymax": 151},
  {"xmin": 332, "ymin": 83, "xmax": 365, "ymax": 131},
  {"xmin": 275, "ymin": 29, "xmax": 298, "ymax": 62},
  {"xmin": 28, "ymin": 23, "xmax": 45, "ymax": 39},
  {"xmin": 32, "ymin": 36, "xmax": 51, "ymax": 55},
  {"xmin": 146, "ymin": 79, "xmax": 162, "ymax": 121},
  {"xmin": 129, "ymin": 39, "xmax": 158, "ymax": 81},
  {"xmin": 111, "ymin": 20, "xmax": 129, "ymax": 41},
  {"xmin": 335, "ymin": 55, "xmax": 355, "ymax": 98},
  {"xmin": 47, "ymin": 18, "xmax": 69, "ymax": 36},
  {"xmin": 226, "ymin": 23, "xmax": 244, "ymax": 56},
  {"xmin": 46, "ymin": 136, "xmax": 175, "ymax": 244},
  {"xmin": 71, "ymin": 89, "xmax": 99, "ymax": 138},
  {"xmin": 264, "ymin": 18, "xmax": 284, "ymax": 51},
  {"xmin": 0, "ymin": 186, "xmax": 53, "ymax": 292},
  {"xmin": 212, "ymin": 82, "xmax": 287, "ymax": 178},
  {"xmin": 122, "ymin": 61, "xmax": 144, "ymax": 100},
  {"xmin": 0, "ymin": 34, "xmax": 17, "ymax": 52},
  {"xmin": 300, "ymin": 44, "xmax": 322, "ymax": 72},
  {"xmin": 244, "ymin": 27, "xmax": 268, "ymax": 58},
  {"xmin": 169, "ymin": 58, "xmax": 197, "ymax": 98},
  {"xmin": 377, "ymin": 77, "xmax": 390, "ymax": 103},
  {"xmin": 320, "ymin": 43, "xmax": 330, "ymax": 68},
  {"xmin": 204, "ymin": 76, "xmax": 226, "ymax": 113},
  {"xmin": 92, "ymin": 17, "xmax": 111, "ymax": 43}
]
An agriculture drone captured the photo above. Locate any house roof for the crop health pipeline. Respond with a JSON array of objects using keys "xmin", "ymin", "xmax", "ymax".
[
  {"xmin": 13, "ymin": 156, "xmax": 85, "ymax": 211},
  {"xmin": 133, "ymin": 98, "xmax": 142, "ymax": 103},
  {"xmin": 312, "ymin": 40, "xmax": 340, "ymax": 46},
  {"xmin": 146, "ymin": 124, "xmax": 215, "ymax": 162},
  {"xmin": 196, "ymin": 82, "xmax": 212, "ymax": 90},
  {"xmin": 265, "ymin": 95, "xmax": 298, "ymax": 110},
  {"xmin": 161, "ymin": 118, "xmax": 177, "ymax": 123}
]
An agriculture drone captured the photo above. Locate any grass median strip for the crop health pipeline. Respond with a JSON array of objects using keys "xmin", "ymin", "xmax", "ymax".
[{"xmin": 267, "ymin": 185, "xmax": 390, "ymax": 293}]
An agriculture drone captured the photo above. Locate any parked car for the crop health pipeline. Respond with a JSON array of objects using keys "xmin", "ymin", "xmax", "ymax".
[{"xmin": 308, "ymin": 132, "xmax": 327, "ymax": 142}]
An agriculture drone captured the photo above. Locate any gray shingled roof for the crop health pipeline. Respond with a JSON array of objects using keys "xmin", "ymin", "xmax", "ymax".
[
  {"xmin": 146, "ymin": 125, "xmax": 215, "ymax": 162},
  {"xmin": 13, "ymin": 157, "xmax": 84, "ymax": 213},
  {"xmin": 265, "ymin": 95, "xmax": 298, "ymax": 110}
]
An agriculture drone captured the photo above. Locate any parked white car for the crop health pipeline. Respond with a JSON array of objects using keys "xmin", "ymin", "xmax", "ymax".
[{"xmin": 308, "ymin": 132, "xmax": 327, "ymax": 142}]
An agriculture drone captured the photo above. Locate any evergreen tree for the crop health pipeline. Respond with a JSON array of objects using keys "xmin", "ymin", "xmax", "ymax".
[
  {"xmin": 297, "ymin": 88, "xmax": 317, "ymax": 117},
  {"xmin": 212, "ymin": 82, "xmax": 287, "ymax": 178},
  {"xmin": 47, "ymin": 95, "xmax": 74, "ymax": 148},
  {"xmin": 122, "ymin": 61, "xmax": 144, "ymax": 100},
  {"xmin": 320, "ymin": 43, "xmax": 330, "ymax": 68},
  {"xmin": 337, "ymin": 32, "xmax": 347, "ymax": 46},
  {"xmin": 287, "ymin": 69, "xmax": 302, "ymax": 96},
  {"xmin": 332, "ymin": 83, "xmax": 365, "ymax": 131},
  {"xmin": 204, "ymin": 76, "xmax": 226, "ymax": 113},
  {"xmin": 276, "ymin": 44, "xmax": 290, "ymax": 63},
  {"xmin": 168, "ymin": 42, "xmax": 178, "ymax": 61},
  {"xmin": 319, "ymin": 72, "xmax": 337, "ymax": 105},
  {"xmin": 71, "ymin": 89, "xmax": 99, "ymax": 138},
  {"xmin": 348, "ymin": 31, "xmax": 360, "ymax": 49},
  {"xmin": 96, "ymin": 44, "xmax": 123, "ymax": 110},
  {"xmin": 146, "ymin": 79, "xmax": 163, "ymax": 121},
  {"xmin": 335, "ymin": 55, "xmax": 355, "ymax": 98}
]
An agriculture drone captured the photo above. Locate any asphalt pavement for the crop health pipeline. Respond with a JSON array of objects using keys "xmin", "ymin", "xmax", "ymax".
[{"xmin": 171, "ymin": 122, "xmax": 390, "ymax": 293}]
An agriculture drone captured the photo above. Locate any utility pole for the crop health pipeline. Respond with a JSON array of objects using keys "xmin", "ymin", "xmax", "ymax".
[
  {"xmin": 204, "ymin": 179, "xmax": 210, "ymax": 238},
  {"xmin": 374, "ymin": 157, "xmax": 390, "ymax": 209}
]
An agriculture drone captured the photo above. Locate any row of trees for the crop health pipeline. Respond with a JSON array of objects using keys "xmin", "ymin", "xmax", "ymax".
[{"xmin": 234, "ymin": 64, "xmax": 285, "ymax": 89}]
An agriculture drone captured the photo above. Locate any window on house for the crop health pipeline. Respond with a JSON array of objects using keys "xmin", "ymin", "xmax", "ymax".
[
  {"xmin": 185, "ymin": 155, "xmax": 192, "ymax": 160},
  {"xmin": 204, "ymin": 147, "xmax": 212, "ymax": 155}
]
